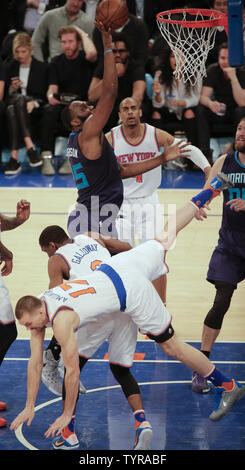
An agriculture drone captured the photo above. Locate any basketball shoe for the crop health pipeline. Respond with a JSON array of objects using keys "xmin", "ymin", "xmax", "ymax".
[
  {"xmin": 0, "ymin": 401, "xmax": 7, "ymax": 411},
  {"xmin": 192, "ymin": 371, "xmax": 210, "ymax": 394},
  {"xmin": 42, "ymin": 349, "xmax": 63, "ymax": 396},
  {"xmin": 0, "ymin": 401, "xmax": 7, "ymax": 428},
  {"xmin": 58, "ymin": 356, "xmax": 86, "ymax": 394},
  {"xmin": 52, "ymin": 418, "xmax": 79, "ymax": 450},
  {"xmin": 209, "ymin": 380, "xmax": 245, "ymax": 421},
  {"xmin": 133, "ymin": 421, "xmax": 153, "ymax": 450},
  {"xmin": 42, "ymin": 349, "xmax": 86, "ymax": 396},
  {"xmin": 0, "ymin": 417, "xmax": 7, "ymax": 427}
]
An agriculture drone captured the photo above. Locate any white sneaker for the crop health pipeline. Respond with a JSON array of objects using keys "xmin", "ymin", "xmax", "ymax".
[
  {"xmin": 133, "ymin": 421, "xmax": 153, "ymax": 450},
  {"xmin": 58, "ymin": 158, "xmax": 72, "ymax": 174},
  {"xmin": 41, "ymin": 155, "xmax": 55, "ymax": 175},
  {"xmin": 42, "ymin": 349, "xmax": 62, "ymax": 396},
  {"xmin": 58, "ymin": 356, "xmax": 86, "ymax": 394}
]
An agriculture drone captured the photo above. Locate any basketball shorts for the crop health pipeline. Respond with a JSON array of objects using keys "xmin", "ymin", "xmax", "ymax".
[
  {"xmin": 75, "ymin": 312, "xmax": 138, "ymax": 367},
  {"xmin": 207, "ymin": 228, "xmax": 245, "ymax": 288},
  {"xmin": 102, "ymin": 239, "xmax": 172, "ymax": 339},
  {"xmin": 116, "ymin": 191, "xmax": 163, "ymax": 246},
  {"xmin": 67, "ymin": 201, "xmax": 119, "ymax": 239}
]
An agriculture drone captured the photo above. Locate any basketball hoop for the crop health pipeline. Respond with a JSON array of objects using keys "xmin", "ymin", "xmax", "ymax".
[{"xmin": 156, "ymin": 9, "xmax": 228, "ymax": 86}]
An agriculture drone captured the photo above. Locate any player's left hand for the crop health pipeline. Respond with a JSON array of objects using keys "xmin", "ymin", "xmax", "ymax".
[
  {"xmin": 45, "ymin": 413, "xmax": 73, "ymax": 438},
  {"xmin": 226, "ymin": 198, "xmax": 245, "ymax": 212},
  {"xmin": 16, "ymin": 200, "xmax": 30, "ymax": 223},
  {"xmin": 163, "ymin": 139, "xmax": 191, "ymax": 162}
]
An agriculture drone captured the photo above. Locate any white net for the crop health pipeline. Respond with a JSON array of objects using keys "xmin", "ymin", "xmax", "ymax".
[{"xmin": 157, "ymin": 10, "xmax": 224, "ymax": 86}]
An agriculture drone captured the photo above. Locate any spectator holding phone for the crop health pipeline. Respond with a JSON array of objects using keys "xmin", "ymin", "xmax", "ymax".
[{"xmin": 4, "ymin": 32, "xmax": 49, "ymax": 175}]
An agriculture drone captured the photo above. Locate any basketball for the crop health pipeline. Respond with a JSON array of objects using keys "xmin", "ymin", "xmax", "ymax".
[{"xmin": 95, "ymin": 0, "xmax": 129, "ymax": 31}]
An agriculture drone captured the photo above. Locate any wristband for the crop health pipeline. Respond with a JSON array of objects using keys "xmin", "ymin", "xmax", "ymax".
[
  {"xmin": 104, "ymin": 49, "xmax": 112, "ymax": 55},
  {"xmin": 231, "ymin": 79, "xmax": 238, "ymax": 84}
]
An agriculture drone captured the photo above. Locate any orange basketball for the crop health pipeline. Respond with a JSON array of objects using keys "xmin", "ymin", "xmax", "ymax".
[{"xmin": 95, "ymin": 0, "xmax": 129, "ymax": 31}]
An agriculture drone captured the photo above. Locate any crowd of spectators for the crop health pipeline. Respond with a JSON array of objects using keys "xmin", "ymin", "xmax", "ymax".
[{"xmin": 0, "ymin": 0, "xmax": 244, "ymax": 175}]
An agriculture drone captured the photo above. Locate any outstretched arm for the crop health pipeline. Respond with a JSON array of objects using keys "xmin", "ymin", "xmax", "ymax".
[
  {"xmin": 118, "ymin": 140, "xmax": 190, "ymax": 179},
  {"xmin": 44, "ymin": 310, "xmax": 80, "ymax": 438},
  {"xmin": 156, "ymin": 128, "xmax": 211, "ymax": 181},
  {"xmin": 156, "ymin": 172, "xmax": 232, "ymax": 250},
  {"xmin": 81, "ymin": 22, "xmax": 117, "ymax": 138},
  {"xmin": 10, "ymin": 328, "xmax": 45, "ymax": 431}
]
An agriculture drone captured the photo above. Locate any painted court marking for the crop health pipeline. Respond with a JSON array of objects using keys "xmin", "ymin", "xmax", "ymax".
[{"xmin": 15, "ymin": 381, "xmax": 192, "ymax": 451}]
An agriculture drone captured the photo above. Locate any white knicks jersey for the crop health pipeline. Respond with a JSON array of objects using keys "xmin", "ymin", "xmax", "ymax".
[
  {"xmin": 111, "ymin": 123, "xmax": 162, "ymax": 198},
  {"xmin": 39, "ymin": 239, "xmax": 170, "ymax": 336},
  {"xmin": 54, "ymin": 234, "xmax": 111, "ymax": 279}
]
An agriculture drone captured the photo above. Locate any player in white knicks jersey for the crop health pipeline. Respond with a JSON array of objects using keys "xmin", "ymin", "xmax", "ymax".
[
  {"xmin": 0, "ymin": 199, "xmax": 30, "ymax": 427},
  {"xmin": 39, "ymin": 226, "xmax": 150, "ymax": 450},
  {"xmin": 40, "ymin": 228, "xmax": 111, "ymax": 397},
  {"xmin": 106, "ymin": 97, "xmax": 211, "ymax": 305},
  {"xmin": 11, "ymin": 181, "xmax": 245, "ymax": 445},
  {"xmin": 107, "ymin": 97, "xmax": 211, "ymax": 247}
]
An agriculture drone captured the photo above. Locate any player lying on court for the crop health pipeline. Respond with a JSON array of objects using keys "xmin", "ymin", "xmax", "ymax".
[
  {"xmin": 10, "ymin": 175, "xmax": 245, "ymax": 447},
  {"xmin": 39, "ymin": 226, "xmax": 151, "ymax": 450}
]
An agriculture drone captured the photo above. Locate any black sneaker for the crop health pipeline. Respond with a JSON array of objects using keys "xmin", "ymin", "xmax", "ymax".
[
  {"xmin": 27, "ymin": 148, "xmax": 42, "ymax": 167},
  {"xmin": 4, "ymin": 158, "xmax": 21, "ymax": 175}
]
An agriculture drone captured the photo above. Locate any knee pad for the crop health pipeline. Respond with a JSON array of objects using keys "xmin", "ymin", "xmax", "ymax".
[
  {"xmin": 204, "ymin": 281, "xmax": 235, "ymax": 330},
  {"xmin": 109, "ymin": 363, "xmax": 140, "ymax": 398}
]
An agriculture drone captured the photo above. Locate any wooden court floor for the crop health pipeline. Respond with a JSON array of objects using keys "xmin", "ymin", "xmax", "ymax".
[{"xmin": 1, "ymin": 186, "xmax": 244, "ymax": 343}]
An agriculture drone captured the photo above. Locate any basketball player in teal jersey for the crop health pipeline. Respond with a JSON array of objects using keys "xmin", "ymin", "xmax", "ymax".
[{"xmin": 192, "ymin": 116, "xmax": 245, "ymax": 393}]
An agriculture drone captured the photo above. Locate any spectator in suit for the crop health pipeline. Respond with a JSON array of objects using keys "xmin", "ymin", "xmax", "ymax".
[
  {"xmin": 3, "ymin": 32, "xmax": 49, "ymax": 175},
  {"xmin": 32, "ymin": 0, "xmax": 95, "ymax": 62}
]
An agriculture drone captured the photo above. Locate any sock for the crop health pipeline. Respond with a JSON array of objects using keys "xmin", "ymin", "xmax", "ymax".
[
  {"xmin": 201, "ymin": 350, "xmax": 210, "ymax": 359},
  {"xmin": 134, "ymin": 409, "xmax": 146, "ymax": 428},
  {"xmin": 205, "ymin": 366, "xmax": 234, "ymax": 390},
  {"xmin": 62, "ymin": 416, "xmax": 75, "ymax": 438}
]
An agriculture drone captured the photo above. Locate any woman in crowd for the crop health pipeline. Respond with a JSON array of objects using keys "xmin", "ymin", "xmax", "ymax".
[
  {"xmin": 4, "ymin": 32, "xmax": 49, "ymax": 175},
  {"xmin": 151, "ymin": 45, "xmax": 201, "ymax": 148}
]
